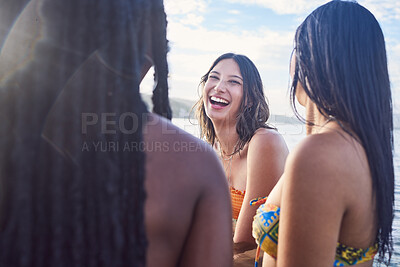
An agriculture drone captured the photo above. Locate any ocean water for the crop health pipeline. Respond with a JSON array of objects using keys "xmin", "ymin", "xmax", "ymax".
[
  {"xmin": 172, "ymin": 118, "xmax": 400, "ymax": 265},
  {"xmin": 392, "ymin": 129, "xmax": 400, "ymax": 266}
]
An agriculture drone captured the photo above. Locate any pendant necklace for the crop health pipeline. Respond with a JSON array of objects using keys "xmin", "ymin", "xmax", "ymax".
[
  {"xmin": 219, "ymin": 139, "xmax": 240, "ymax": 186},
  {"xmin": 221, "ymin": 151, "xmax": 233, "ymax": 186},
  {"xmin": 318, "ymin": 115, "xmax": 336, "ymax": 133}
]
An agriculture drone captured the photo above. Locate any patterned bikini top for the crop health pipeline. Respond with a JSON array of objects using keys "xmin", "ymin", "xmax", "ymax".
[
  {"xmin": 230, "ymin": 186, "xmax": 245, "ymax": 220},
  {"xmin": 252, "ymin": 201, "xmax": 378, "ymax": 266}
]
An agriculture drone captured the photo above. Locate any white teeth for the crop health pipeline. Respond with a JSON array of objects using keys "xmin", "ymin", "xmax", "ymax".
[{"xmin": 210, "ymin": 96, "xmax": 229, "ymax": 104}]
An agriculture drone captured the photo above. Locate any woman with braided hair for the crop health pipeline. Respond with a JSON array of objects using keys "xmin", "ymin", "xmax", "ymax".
[{"xmin": 0, "ymin": 0, "xmax": 232, "ymax": 266}]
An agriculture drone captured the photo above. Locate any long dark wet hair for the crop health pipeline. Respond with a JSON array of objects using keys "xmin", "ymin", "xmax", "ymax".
[
  {"xmin": 0, "ymin": 0, "xmax": 170, "ymax": 266},
  {"xmin": 194, "ymin": 53, "xmax": 274, "ymax": 154},
  {"xmin": 291, "ymin": 0, "xmax": 394, "ymax": 263}
]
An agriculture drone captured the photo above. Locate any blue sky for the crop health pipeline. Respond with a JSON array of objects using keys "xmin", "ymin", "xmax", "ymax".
[{"xmin": 141, "ymin": 0, "xmax": 400, "ymax": 116}]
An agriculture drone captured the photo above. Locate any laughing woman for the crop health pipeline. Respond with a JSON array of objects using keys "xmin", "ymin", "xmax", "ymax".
[{"xmin": 195, "ymin": 53, "xmax": 289, "ymax": 254}]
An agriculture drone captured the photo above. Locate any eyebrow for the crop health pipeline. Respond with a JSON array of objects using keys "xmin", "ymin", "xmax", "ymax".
[{"xmin": 210, "ymin": 70, "xmax": 243, "ymax": 81}]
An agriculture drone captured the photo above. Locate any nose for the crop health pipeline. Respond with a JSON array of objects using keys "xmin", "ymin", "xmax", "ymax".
[{"xmin": 214, "ymin": 80, "xmax": 227, "ymax": 92}]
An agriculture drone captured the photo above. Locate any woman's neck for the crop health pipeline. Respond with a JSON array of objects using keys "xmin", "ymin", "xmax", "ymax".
[
  {"xmin": 305, "ymin": 99, "xmax": 333, "ymax": 135},
  {"xmin": 213, "ymin": 120, "xmax": 239, "ymax": 156}
]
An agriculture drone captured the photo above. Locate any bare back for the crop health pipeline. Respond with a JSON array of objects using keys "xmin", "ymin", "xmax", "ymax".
[
  {"xmin": 144, "ymin": 114, "xmax": 233, "ymax": 267},
  {"xmin": 264, "ymin": 124, "xmax": 377, "ymax": 267}
]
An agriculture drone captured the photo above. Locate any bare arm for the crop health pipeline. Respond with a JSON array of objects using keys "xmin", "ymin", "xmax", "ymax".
[{"xmin": 234, "ymin": 130, "xmax": 288, "ymax": 245}]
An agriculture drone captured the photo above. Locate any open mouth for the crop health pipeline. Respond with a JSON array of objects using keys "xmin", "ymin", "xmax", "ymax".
[{"xmin": 210, "ymin": 96, "xmax": 229, "ymax": 107}]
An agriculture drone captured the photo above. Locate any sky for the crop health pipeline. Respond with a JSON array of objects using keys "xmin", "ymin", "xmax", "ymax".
[{"xmin": 141, "ymin": 0, "xmax": 400, "ymax": 116}]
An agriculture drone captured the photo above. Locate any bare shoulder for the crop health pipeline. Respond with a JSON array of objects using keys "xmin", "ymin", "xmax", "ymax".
[
  {"xmin": 248, "ymin": 128, "xmax": 288, "ymax": 155},
  {"xmin": 244, "ymin": 127, "xmax": 288, "ymax": 196},
  {"xmin": 287, "ymin": 133, "xmax": 341, "ymax": 177},
  {"xmin": 284, "ymin": 131, "xmax": 366, "ymax": 201},
  {"xmin": 288, "ymin": 131, "xmax": 364, "ymax": 173},
  {"xmin": 144, "ymin": 113, "xmax": 226, "ymax": 187},
  {"xmin": 144, "ymin": 113, "xmax": 208, "ymax": 148}
]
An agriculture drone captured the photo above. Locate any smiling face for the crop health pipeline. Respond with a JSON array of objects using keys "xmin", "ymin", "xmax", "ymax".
[{"xmin": 203, "ymin": 58, "xmax": 244, "ymax": 125}]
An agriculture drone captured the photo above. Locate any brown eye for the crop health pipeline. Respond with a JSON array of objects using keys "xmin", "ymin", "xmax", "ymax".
[{"xmin": 229, "ymin": 80, "xmax": 241, "ymax": 85}]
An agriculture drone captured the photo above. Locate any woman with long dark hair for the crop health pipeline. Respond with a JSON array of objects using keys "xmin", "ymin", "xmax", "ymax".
[
  {"xmin": 0, "ymin": 0, "xmax": 232, "ymax": 266},
  {"xmin": 195, "ymin": 53, "xmax": 288, "ymax": 257},
  {"xmin": 252, "ymin": 1, "xmax": 394, "ymax": 266}
]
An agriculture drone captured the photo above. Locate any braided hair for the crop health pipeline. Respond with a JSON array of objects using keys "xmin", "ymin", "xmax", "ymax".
[{"xmin": 0, "ymin": 0, "xmax": 170, "ymax": 266}]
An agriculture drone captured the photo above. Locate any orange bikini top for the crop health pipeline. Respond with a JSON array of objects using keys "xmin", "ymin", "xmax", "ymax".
[{"xmin": 230, "ymin": 186, "xmax": 245, "ymax": 220}]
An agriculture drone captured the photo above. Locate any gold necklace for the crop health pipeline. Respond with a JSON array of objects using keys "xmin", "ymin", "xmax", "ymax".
[
  {"xmin": 317, "ymin": 115, "xmax": 336, "ymax": 133},
  {"xmin": 222, "ymin": 153, "xmax": 233, "ymax": 186},
  {"xmin": 218, "ymin": 140, "xmax": 240, "ymax": 186},
  {"xmin": 220, "ymin": 150, "xmax": 234, "ymax": 161},
  {"xmin": 220, "ymin": 148, "xmax": 237, "ymax": 186}
]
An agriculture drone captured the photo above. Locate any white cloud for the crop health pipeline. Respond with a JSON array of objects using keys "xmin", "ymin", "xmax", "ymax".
[
  {"xmin": 167, "ymin": 22, "xmax": 293, "ymax": 58},
  {"xmin": 164, "ymin": 0, "xmax": 208, "ymax": 15},
  {"xmin": 223, "ymin": 0, "xmax": 400, "ymax": 21},
  {"xmin": 179, "ymin": 14, "xmax": 204, "ymax": 27},
  {"xmin": 164, "ymin": 0, "xmax": 208, "ymax": 28},
  {"xmin": 393, "ymin": 43, "xmax": 400, "ymax": 56},
  {"xmin": 359, "ymin": 0, "xmax": 400, "ymax": 22},
  {"xmin": 221, "ymin": 18, "xmax": 239, "ymax": 25},
  {"xmin": 224, "ymin": 0, "xmax": 323, "ymax": 15},
  {"xmin": 228, "ymin": 9, "xmax": 241, "ymax": 15},
  {"xmin": 388, "ymin": 43, "xmax": 400, "ymax": 113}
]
